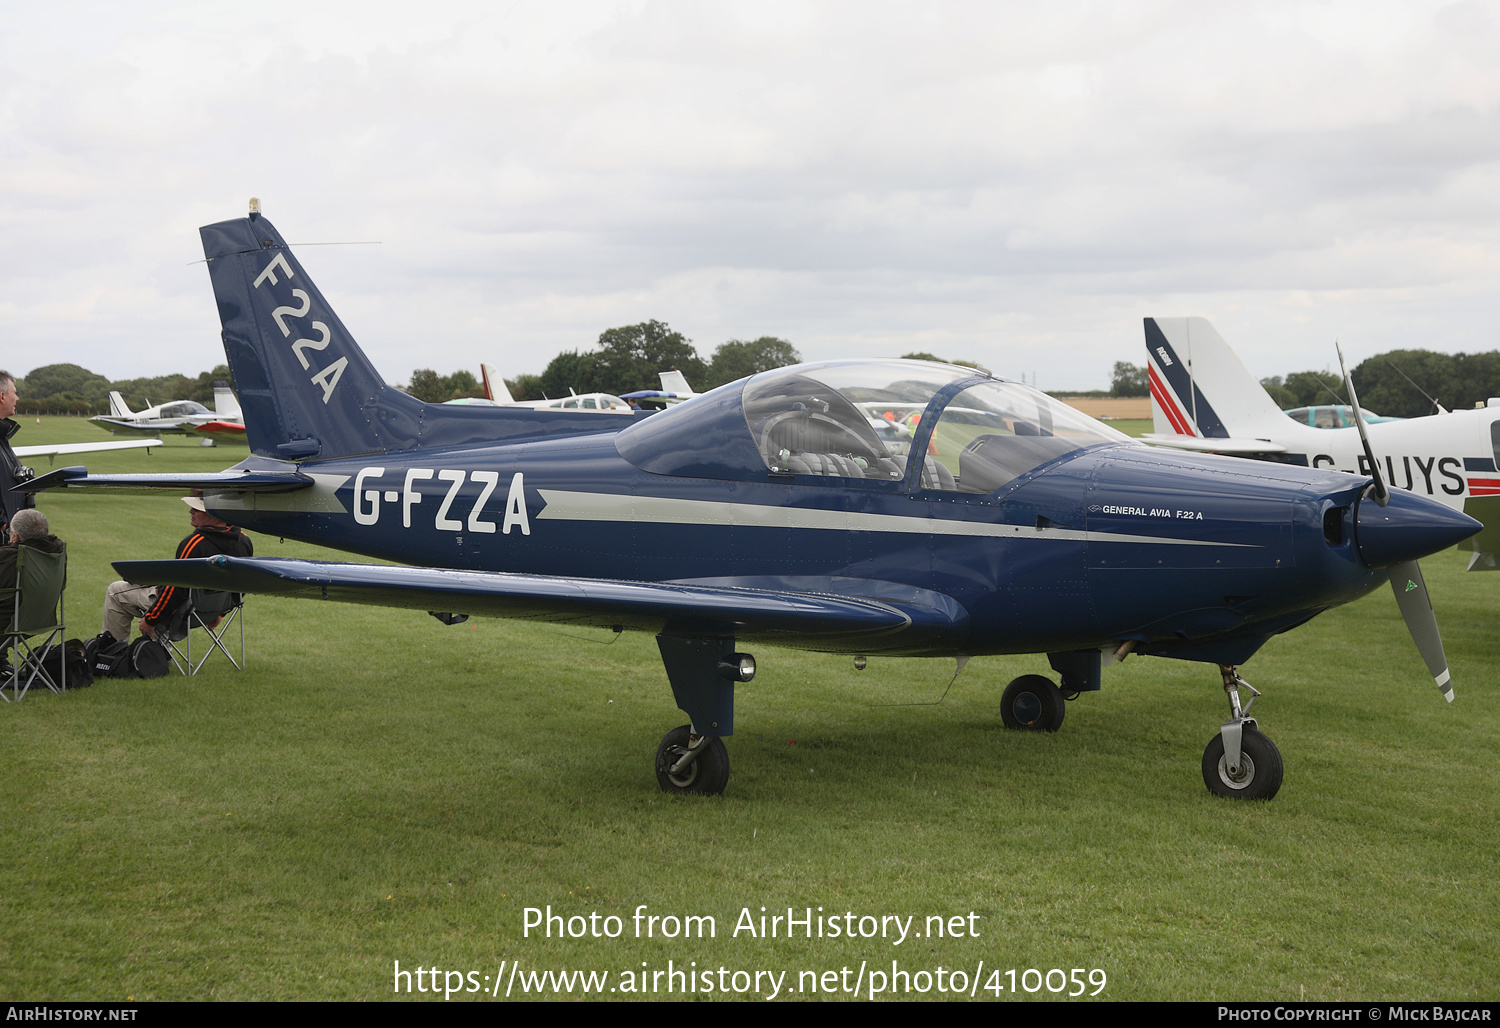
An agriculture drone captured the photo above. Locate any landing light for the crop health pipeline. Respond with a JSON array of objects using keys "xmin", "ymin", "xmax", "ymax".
[{"xmin": 717, "ymin": 653, "xmax": 756, "ymax": 683}]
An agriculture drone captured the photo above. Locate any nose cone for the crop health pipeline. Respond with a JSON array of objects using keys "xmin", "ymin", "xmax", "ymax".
[{"xmin": 1356, "ymin": 489, "xmax": 1481, "ymax": 568}]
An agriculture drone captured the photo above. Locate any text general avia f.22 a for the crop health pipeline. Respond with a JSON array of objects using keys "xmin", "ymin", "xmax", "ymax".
[{"xmin": 31, "ymin": 206, "xmax": 1480, "ymax": 800}]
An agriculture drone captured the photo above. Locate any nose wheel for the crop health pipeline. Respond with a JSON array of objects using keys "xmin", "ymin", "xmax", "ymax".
[
  {"xmin": 1202, "ymin": 726, "xmax": 1283, "ymax": 799},
  {"xmin": 1000, "ymin": 675, "xmax": 1066, "ymax": 732},
  {"xmin": 1202, "ymin": 665, "xmax": 1284, "ymax": 800}
]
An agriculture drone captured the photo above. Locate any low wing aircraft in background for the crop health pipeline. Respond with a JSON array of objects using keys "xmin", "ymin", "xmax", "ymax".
[
  {"xmin": 90, "ymin": 382, "xmax": 247, "ymax": 443},
  {"xmin": 1142, "ymin": 317, "xmax": 1500, "ymax": 569},
  {"xmin": 621, "ymin": 369, "xmax": 700, "ymax": 409},
  {"xmin": 29, "ymin": 208, "xmax": 1482, "ymax": 801}
]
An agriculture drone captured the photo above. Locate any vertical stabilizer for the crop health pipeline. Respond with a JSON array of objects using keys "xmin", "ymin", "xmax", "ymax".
[
  {"xmin": 108, "ymin": 391, "xmax": 134, "ymax": 418},
  {"xmin": 212, "ymin": 382, "xmax": 241, "ymax": 420},
  {"xmin": 481, "ymin": 364, "xmax": 515, "ymax": 404},
  {"xmin": 198, "ymin": 208, "xmax": 639, "ymax": 460},
  {"xmin": 1143, "ymin": 318, "xmax": 1289, "ymax": 439},
  {"xmin": 659, "ymin": 369, "xmax": 693, "ymax": 395}
]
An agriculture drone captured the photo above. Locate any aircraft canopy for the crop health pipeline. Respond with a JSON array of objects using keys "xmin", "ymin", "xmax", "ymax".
[{"xmin": 618, "ymin": 360, "xmax": 1131, "ymax": 493}]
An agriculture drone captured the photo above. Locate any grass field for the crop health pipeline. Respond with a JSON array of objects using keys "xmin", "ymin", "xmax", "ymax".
[{"xmin": 1, "ymin": 417, "xmax": 1496, "ymax": 1002}]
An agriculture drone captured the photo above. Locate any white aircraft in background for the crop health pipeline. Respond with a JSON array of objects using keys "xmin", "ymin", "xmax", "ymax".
[
  {"xmin": 445, "ymin": 363, "xmax": 632, "ymax": 414},
  {"xmin": 620, "ymin": 369, "xmax": 701, "ymax": 409},
  {"xmin": 1141, "ymin": 316, "xmax": 1500, "ymax": 569},
  {"xmin": 90, "ymin": 382, "xmax": 246, "ymax": 440}
]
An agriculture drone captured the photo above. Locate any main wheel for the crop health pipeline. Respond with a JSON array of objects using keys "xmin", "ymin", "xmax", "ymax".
[
  {"xmin": 1000, "ymin": 675, "xmax": 1066, "ymax": 732},
  {"xmin": 1201, "ymin": 726, "xmax": 1283, "ymax": 800},
  {"xmin": 655, "ymin": 725, "xmax": 730, "ymax": 795}
]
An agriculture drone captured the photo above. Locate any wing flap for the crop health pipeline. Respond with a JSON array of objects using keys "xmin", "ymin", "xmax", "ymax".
[{"xmin": 110, "ymin": 557, "xmax": 970, "ymax": 653}]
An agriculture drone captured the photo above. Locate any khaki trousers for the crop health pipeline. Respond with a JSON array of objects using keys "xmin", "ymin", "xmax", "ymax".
[{"xmin": 102, "ymin": 581, "xmax": 157, "ymax": 641}]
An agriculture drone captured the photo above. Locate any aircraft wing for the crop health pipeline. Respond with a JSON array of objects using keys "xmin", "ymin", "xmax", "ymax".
[
  {"xmin": 1140, "ymin": 433, "xmax": 1288, "ymax": 455},
  {"xmin": 110, "ymin": 556, "xmax": 971, "ymax": 652},
  {"xmin": 14, "ymin": 438, "xmax": 164, "ymax": 463},
  {"xmin": 90, "ymin": 417, "xmax": 191, "ymax": 436}
]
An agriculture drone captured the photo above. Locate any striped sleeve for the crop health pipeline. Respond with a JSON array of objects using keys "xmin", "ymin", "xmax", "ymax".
[{"xmin": 143, "ymin": 533, "xmax": 209, "ymax": 621}]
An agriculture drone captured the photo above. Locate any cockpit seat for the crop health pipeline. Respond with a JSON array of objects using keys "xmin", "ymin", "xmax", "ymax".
[
  {"xmin": 783, "ymin": 452, "xmax": 866, "ymax": 478},
  {"xmin": 765, "ymin": 413, "xmax": 860, "ymax": 457},
  {"xmin": 893, "ymin": 454, "xmax": 956, "ymax": 491}
]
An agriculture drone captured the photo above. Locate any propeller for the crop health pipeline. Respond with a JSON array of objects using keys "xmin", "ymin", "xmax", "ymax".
[{"xmin": 1337, "ymin": 342, "xmax": 1453, "ymax": 702}]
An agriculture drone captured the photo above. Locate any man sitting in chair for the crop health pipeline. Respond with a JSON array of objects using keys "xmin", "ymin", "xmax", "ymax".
[
  {"xmin": 101, "ymin": 496, "xmax": 254, "ymax": 643},
  {"xmin": 0, "ymin": 509, "xmax": 65, "ymax": 631}
]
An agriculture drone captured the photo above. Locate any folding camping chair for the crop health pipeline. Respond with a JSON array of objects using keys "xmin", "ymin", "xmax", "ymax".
[
  {"xmin": 161, "ymin": 589, "xmax": 245, "ymax": 676},
  {"xmin": 1, "ymin": 544, "xmax": 67, "ymax": 702}
]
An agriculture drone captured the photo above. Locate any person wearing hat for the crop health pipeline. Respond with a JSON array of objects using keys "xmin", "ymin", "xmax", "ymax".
[{"xmin": 100, "ymin": 495, "xmax": 254, "ymax": 644}]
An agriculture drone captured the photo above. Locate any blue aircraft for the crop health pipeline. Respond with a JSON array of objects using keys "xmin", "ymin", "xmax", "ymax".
[{"xmin": 28, "ymin": 206, "xmax": 1481, "ymax": 801}]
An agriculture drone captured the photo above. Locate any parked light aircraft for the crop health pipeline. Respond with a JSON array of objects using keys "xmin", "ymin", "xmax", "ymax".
[
  {"xmin": 29, "ymin": 209, "xmax": 1482, "ymax": 801},
  {"xmin": 466, "ymin": 363, "xmax": 631, "ymax": 413},
  {"xmin": 1142, "ymin": 317, "xmax": 1500, "ymax": 570},
  {"xmin": 621, "ymin": 369, "xmax": 700, "ymax": 409},
  {"xmin": 90, "ymin": 383, "xmax": 246, "ymax": 441}
]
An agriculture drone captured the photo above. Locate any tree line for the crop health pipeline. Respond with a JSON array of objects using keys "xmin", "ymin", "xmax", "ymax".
[
  {"xmin": 1111, "ymin": 350, "xmax": 1500, "ymax": 417},
  {"xmin": 404, "ymin": 320, "xmax": 801, "ymax": 403},
  {"xmin": 12, "ymin": 363, "xmax": 236, "ymax": 414},
  {"xmin": 26, "ymin": 340, "xmax": 1497, "ymax": 421},
  {"xmin": 13, "ymin": 320, "xmax": 804, "ymax": 412}
]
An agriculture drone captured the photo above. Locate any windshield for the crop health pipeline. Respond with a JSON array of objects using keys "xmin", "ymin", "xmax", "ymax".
[{"xmin": 924, "ymin": 381, "xmax": 1130, "ymax": 492}]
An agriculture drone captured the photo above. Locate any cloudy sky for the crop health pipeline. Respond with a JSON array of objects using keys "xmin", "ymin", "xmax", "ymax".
[{"xmin": 5, "ymin": 0, "xmax": 1500, "ymax": 392}]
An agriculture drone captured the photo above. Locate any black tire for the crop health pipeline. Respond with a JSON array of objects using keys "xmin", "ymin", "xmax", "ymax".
[
  {"xmin": 1201, "ymin": 726, "xmax": 1283, "ymax": 800},
  {"xmin": 1000, "ymin": 675, "xmax": 1066, "ymax": 732},
  {"xmin": 655, "ymin": 725, "xmax": 730, "ymax": 795}
]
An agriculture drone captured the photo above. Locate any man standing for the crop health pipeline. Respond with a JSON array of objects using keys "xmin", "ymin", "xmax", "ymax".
[
  {"xmin": 0, "ymin": 373, "xmax": 36, "ymax": 536},
  {"xmin": 101, "ymin": 495, "xmax": 254, "ymax": 643}
]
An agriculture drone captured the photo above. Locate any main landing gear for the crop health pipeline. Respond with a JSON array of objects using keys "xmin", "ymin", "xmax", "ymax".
[
  {"xmin": 655, "ymin": 726, "xmax": 731, "ymax": 795},
  {"xmin": 1000, "ymin": 674, "xmax": 1067, "ymax": 732},
  {"xmin": 653, "ymin": 635, "xmax": 755, "ymax": 796},
  {"xmin": 1202, "ymin": 665, "xmax": 1283, "ymax": 800}
]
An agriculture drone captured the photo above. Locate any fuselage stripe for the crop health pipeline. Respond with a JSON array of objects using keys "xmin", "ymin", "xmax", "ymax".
[{"xmin": 534, "ymin": 490, "xmax": 1256, "ymax": 548}]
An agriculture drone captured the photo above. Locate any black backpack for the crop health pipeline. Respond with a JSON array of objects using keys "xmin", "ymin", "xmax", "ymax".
[{"xmin": 16, "ymin": 638, "xmax": 93, "ymax": 690}]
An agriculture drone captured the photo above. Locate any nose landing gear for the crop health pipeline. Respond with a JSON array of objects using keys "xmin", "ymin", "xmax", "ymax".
[
  {"xmin": 1000, "ymin": 674, "xmax": 1066, "ymax": 732},
  {"xmin": 1202, "ymin": 665, "xmax": 1283, "ymax": 800}
]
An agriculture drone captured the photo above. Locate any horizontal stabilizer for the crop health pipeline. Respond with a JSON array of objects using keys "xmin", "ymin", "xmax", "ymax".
[
  {"xmin": 1140, "ymin": 433, "xmax": 1288, "ymax": 454},
  {"xmin": 110, "ymin": 557, "xmax": 971, "ymax": 652},
  {"xmin": 22, "ymin": 467, "xmax": 312, "ymax": 495}
]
